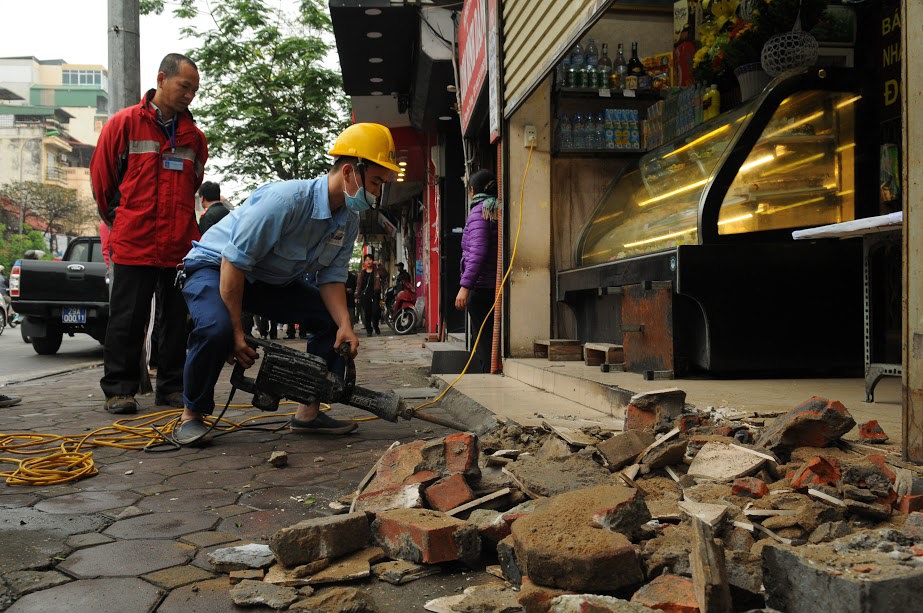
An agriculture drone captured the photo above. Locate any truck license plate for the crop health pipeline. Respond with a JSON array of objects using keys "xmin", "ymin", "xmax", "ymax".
[{"xmin": 62, "ymin": 307, "xmax": 87, "ymax": 324}]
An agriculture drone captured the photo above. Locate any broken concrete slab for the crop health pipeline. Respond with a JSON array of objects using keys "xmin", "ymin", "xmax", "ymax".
[
  {"xmin": 270, "ymin": 512, "xmax": 370, "ymax": 568},
  {"xmin": 597, "ymin": 430, "xmax": 656, "ymax": 471},
  {"xmin": 371, "ymin": 508, "xmax": 480, "ymax": 565},
  {"xmin": 548, "ymin": 594, "xmax": 655, "ymax": 612},
  {"xmin": 228, "ymin": 569, "xmax": 264, "ymax": 584},
  {"xmin": 638, "ymin": 438, "xmax": 688, "ymax": 469},
  {"xmin": 263, "ymin": 563, "xmax": 317, "ymax": 587},
  {"xmin": 268, "ymin": 450, "xmax": 288, "ymax": 467},
  {"xmin": 371, "ymin": 559, "xmax": 440, "ymax": 585},
  {"xmin": 511, "ymin": 484, "xmax": 645, "ymax": 592},
  {"xmin": 762, "ymin": 530, "xmax": 923, "ymax": 613},
  {"xmin": 229, "ymin": 579, "xmax": 299, "ymax": 609},
  {"xmin": 306, "ymin": 547, "xmax": 386, "ymax": 585},
  {"xmin": 756, "ymin": 397, "xmax": 856, "ymax": 454},
  {"xmin": 206, "ymin": 543, "xmax": 275, "ymax": 572},
  {"xmin": 502, "ymin": 454, "xmax": 615, "ymax": 498},
  {"xmin": 516, "ymin": 576, "xmax": 574, "ymax": 613},
  {"xmin": 687, "ymin": 441, "xmax": 767, "ymax": 482},
  {"xmin": 289, "ymin": 586, "xmax": 379, "ymax": 612},
  {"xmin": 435, "ymin": 582, "xmax": 521, "ymax": 613},
  {"xmin": 678, "ymin": 500, "xmax": 730, "ymax": 527}
]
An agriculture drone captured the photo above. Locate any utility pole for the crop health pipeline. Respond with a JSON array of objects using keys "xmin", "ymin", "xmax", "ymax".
[{"xmin": 108, "ymin": 0, "xmax": 141, "ymax": 115}]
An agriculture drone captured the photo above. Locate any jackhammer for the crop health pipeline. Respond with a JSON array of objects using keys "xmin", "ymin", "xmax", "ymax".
[{"xmin": 229, "ymin": 336, "xmax": 414, "ymax": 422}]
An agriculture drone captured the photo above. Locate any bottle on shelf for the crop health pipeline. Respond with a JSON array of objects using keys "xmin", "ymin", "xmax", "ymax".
[
  {"xmin": 570, "ymin": 41, "xmax": 584, "ymax": 72},
  {"xmin": 702, "ymin": 84, "xmax": 721, "ymax": 121},
  {"xmin": 625, "ymin": 41, "xmax": 646, "ymax": 91},
  {"xmin": 585, "ymin": 38, "xmax": 599, "ymax": 70},
  {"xmin": 572, "ymin": 112, "xmax": 586, "ymax": 150},
  {"xmin": 558, "ymin": 53, "xmax": 571, "ymax": 89},
  {"xmin": 594, "ymin": 111, "xmax": 606, "ymax": 150},
  {"xmin": 597, "ymin": 43, "xmax": 612, "ymax": 90},
  {"xmin": 567, "ymin": 61, "xmax": 578, "ymax": 88},
  {"xmin": 612, "ymin": 43, "xmax": 627, "ymax": 93},
  {"xmin": 559, "ymin": 113, "xmax": 573, "ymax": 150}
]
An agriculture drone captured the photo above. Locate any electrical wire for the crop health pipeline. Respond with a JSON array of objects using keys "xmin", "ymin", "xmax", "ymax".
[{"xmin": 0, "ymin": 139, "xmax": 535, "ymax": 485}]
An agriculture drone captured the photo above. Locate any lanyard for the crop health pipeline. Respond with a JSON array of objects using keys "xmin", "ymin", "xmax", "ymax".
[{"xmin": 166, "ymin": 118, "xmax": 177, "ymax": 152}]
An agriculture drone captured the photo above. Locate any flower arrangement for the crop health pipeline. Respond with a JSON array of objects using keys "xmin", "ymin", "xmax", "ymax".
[{"xmin": 692, "ymin": 0, "xmax": 828, "ymax": 85}]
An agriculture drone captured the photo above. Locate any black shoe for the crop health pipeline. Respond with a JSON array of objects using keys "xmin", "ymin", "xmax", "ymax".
[
  {"xmin": 366, "ymin": 330, "xmax": 373, "ymax": 337},
  {"xmin": 155, "ymin": 390, "xmax": 185, "ymax": 408},
  {"xmin": 172, "ymin": 419, "xmax": 213, "ymax": 446},
  {"xmin": 104, "ymin": 395, "xmax": 139, "ymax": 414},
  {"xmin": 0, "ymin": 394, "xmax": 22, "ymax": 408},
  {"xmin": 290, "ymin": 412, "xmax": 358, "ymax": 435},
  {"xmin": 374, "ymin": 327, "xmax": 381, "ymax": 335}
]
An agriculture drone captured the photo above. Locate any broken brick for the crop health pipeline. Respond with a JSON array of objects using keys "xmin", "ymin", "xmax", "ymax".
[
  {"xmin": 732, "ymin": 476, "xmax": 769, "ymax": 499},
  {"xmin": 630, "ymin": 574, "xmax": 698, "ymax": 613},
  {"xmin": 899, "ymin": 495, "xmax": 923, "ymax": 515},
  {"xmin": 422, "ymin": 432, "xmax": 481, "ymax": 478},
  {"xmin": 676, "ymin": 414, "xmax": 710, "ymax": 433},
  {"xmin": 902, "ymin": 512, "xmax": 923, "ymax": 540},
  {"xmin": 371, "ymin": 508, "xmax": 480, "ymax": 565},
  {"xmin": 624, "ymin": 388, "xmax": 686, "ymax": 434},
  {"xmin": 364, "ymin": 440, "xmax": 428, "ymax": 492},
  {"xmin": 859, "ymin": 420, "xmax": 889, "ymax": 443},
  {"xmin": 354, "ymin": 483, "xmax": 425, "ymax": 513},
  {"xmin": 865, "ymin": 455, "xmax": 897, "ymax": 483},
  {"xmin": 790, "ymin": 456, "xmax": 841, "ymax": 490},
  {"xmin": 424, "ymin": 473, "xmax": 475, "ymax": 512},
  {"xmin": 756, "ymin": 396, "xmax": 856, "ymax": 453}
]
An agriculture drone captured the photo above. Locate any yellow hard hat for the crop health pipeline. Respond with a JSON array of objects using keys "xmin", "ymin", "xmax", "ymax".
[{"xmin": 328, "ymin": 123, "xmax": 401, "ymax": 172}]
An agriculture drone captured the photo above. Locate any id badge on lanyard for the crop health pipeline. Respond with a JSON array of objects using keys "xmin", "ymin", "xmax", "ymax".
[{"xmin": 162, "ymin": 118, "xmax": 183, "ymax": 171}]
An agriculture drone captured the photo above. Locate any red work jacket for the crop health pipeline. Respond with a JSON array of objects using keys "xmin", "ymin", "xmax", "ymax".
[{"xmin": 90, "ymin": 89, "xmax": 207, "ymax": 267}]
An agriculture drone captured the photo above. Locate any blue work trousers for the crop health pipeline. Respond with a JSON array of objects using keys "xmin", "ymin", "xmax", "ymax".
[{"xmin": 181, "ymin": 262, "xmax": 343, "ymax": 415}]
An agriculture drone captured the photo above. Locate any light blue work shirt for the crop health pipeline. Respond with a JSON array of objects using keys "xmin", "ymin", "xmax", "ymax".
[{"xmin": 184, "ymin": 178, "xmax": 358, "ymax": 285}]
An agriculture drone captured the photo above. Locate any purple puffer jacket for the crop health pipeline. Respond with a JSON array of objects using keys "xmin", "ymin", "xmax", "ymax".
[{"xmin": 459, "ymin": 200, "xmax": 498, "ymax": 289}]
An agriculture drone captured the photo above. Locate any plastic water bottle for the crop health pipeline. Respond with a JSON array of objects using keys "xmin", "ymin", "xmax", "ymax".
[
  {"xmin": 595, "ymin": 112, "xmax": 606, "ymax": 150},
  {"xmin": 558, "ymin": 54, "xmax": 571, "ymax": 88},
  {"xmin": 570, "ymin": 42, "xmax": 584, "ymax": 70},
  {"xmin": 559, "ymin": 114, "xmax": 573, "ymax": 150},
  {"xmin": 585, "ymin": 38, "xmax": 599, "ymax": 69},
  {"xmin": 572, "ymin": 112, "xmax": 586, "ymax": 149}
]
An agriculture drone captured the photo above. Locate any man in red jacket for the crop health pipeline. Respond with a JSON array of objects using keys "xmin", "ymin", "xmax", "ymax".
[{"xmin": 90, "ymin": 53, "xmax": 208, "ymax": 414}]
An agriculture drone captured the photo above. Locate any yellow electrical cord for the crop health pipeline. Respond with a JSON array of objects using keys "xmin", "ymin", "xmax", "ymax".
[
  {"xmin": 0, "ymin": 402, "xmax": 322, "ymax": 486},
  {"xmin": 0, "ymin": 139, "xmax": 536, "ymax": 486}
]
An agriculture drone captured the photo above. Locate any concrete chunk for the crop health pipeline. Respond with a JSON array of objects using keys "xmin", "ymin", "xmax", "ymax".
[
  {"xmin": 229, "ymin": 579, "xmax": 299, "ymax": 609},
  {"xmin": 762, "ymin": 530, "xmax": 923, "ymax": 613},
  {"xmin": 625, "ymin": 388, "xmax": 686, "ymax": 434},
  {"xmin": 597, "ymin": 430, "xmax": 656, "ymax": 470},
  {"xmin": 270, "ymin": 512, "xmax": 370, "ymax": 568},
  {"xmin": 687, "ymin": 441, "xmax": 766, "ymax": 482},
  {"xmin": 207, "ymin": 543, "xmax": 275, "ymax": 572},
  {"xmin": 503, "ymin": 454, "xmax": 614, "ymax": 498}
]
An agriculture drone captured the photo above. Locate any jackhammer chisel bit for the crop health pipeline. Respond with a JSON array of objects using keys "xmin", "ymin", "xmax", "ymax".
[{"xmin": 229, "ymin": 336, "xmax": 413, "ymax": 422}]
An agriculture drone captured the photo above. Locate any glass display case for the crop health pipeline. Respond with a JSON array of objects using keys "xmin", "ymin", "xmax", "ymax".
[
  {"xmin": 557, "ymin": 68, "xmax": 869, "ymax": 376},
  {"xmin": 577, "ymin": 84, "xmax": 859, "ymax": 265}
]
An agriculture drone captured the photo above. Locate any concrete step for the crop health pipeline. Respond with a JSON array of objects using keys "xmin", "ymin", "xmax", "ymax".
[{"xmin": 424, "ymin": 342, "xmax": 472, "ymax": 375}]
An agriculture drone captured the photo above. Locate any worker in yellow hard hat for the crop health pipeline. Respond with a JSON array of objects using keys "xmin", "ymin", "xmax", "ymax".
[{"xmin": 172, "ymin": 123, "xmax": 399, "ymax": 446}]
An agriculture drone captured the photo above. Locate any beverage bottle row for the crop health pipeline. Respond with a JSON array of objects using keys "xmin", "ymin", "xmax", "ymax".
[
  {"xmin": 558, "ymin": 39, "xmax": 649, "ymax": 93},
  {"xmin": 558, "ymin": 108, "xmax": 641, "ymax": 151}
]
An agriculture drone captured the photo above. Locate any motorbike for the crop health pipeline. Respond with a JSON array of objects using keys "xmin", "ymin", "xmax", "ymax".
[{"xmin": 383, "ymin": 279, "xmax": 420, "ymax": 335}]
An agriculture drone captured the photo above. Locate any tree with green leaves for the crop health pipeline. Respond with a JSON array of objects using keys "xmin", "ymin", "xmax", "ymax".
[
  {"xmin": 0, "ymin": 181, "xmax": 95, "ymax": 255},
  {"xmin": 142, "ymin": 0, "xmax": 350, "ymax": 194}
]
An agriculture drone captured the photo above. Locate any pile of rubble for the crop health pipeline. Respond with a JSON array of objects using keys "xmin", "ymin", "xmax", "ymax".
[{"xmin": 207, "ymin": 390, "xmax": 923, "ymax": 612}]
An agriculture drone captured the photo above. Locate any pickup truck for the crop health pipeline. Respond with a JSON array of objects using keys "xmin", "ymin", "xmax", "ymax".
[{"xmin": 10, "ymin": 236, "xmax": 109, "ymax": 354}]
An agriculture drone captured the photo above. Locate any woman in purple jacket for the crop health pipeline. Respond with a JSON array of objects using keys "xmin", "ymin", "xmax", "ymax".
[{"xmin": 455, "ymin": 169, "xmax": 499, "ymax": 373}]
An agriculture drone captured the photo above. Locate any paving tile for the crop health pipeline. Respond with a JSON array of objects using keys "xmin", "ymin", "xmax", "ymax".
[
  {"xmin": 5, "ymin": 577, "xmax": 162, "ymax": 613},
  {"xmin": 211, "ymin": 504, "xmax": 255, "ymax": 518},
  {"xmin": 180, "ymin": 530, "xmax": 242, "ymax": 548},
  {"xmin": 0, "ymin": 493, "xmax": 40, "ymax": 509},
  {"xmin": 132, "ymin": 484, "xmax": 177, "ymax": 496},
  {"xmin": 32, "ymin": 490, "xmax": 139, "ymax": 514},
  {"xmin": 104, "ymin": 511, "xmax": 219, "ymax": 539},
  {"xmin": 136, "ymin": 488, "xmax": 238, "ymax": 513},
  {"xmin": 162, "ymin": 469, "xmax": 257, "ymax": 489},
  {"xmin": 57, "ymin": 539, "xmax": 195, "ymax": 578},
  {"xmin": 76, "ymin": 468, "xmax": 165, "ymax": 491},
  {"xmin": 3, "ymin": 569, "xmax": 71, "ymax": 597},
  {"xmin": 182, "ymin": 453, "xmax": 266, "ymax": 471},
  {"xmin": 142, "ymin": 564, "xmax": 216, "ymax": 589},
  {"xmin": 251, "ymin": 466, "xmax": 338, "ymax": 487},
  {"xmin": 0, "ymin": 509, "xmax": 108, "ymax": 575},
  {"xmin": 66, "ymin": 533, "xmax": 114, "ymax": 549},
  {"xmin": 216, "ymin": 509, "xmax": 317, "ymax": 541}
]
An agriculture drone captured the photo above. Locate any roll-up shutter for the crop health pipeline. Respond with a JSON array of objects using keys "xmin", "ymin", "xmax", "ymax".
[{"xmin": 502, "ymin": 0, "xmax": 613, "ymax": 118}]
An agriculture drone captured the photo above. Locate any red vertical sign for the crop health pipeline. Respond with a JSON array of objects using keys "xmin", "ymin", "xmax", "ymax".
[{"xmin": 458, "ymin": 0, "xmax": 487, "ymax": 135}]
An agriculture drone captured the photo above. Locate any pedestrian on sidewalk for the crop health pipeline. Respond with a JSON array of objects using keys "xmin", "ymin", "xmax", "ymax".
[
  {"xmin": 91, "ymin": 53, "xmax": 208, "ymax": 415},
  {"xmin": 197, "ymin": 180, "xmax": 232, "ymax": 235},
  {"xmin": 356, "ymin": 254, "xmax": 382, "ymax": 337},
  {"xmin": 455, "ymin": 169, "xmax": 499, "ymax": 374},
  {"xmin": 173, "ymin": 123, "xmax": 400, "ymax": 446}
]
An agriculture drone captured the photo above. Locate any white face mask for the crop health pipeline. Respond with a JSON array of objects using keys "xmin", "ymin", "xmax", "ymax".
[{"xmin": 344, "ymin": 168, "xmax": 377, "ymax": 212}]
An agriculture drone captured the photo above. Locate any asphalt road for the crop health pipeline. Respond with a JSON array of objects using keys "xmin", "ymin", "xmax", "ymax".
[{"xmin": 0, "ymin": 324, "xmax": 103, "ymax": 386}]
